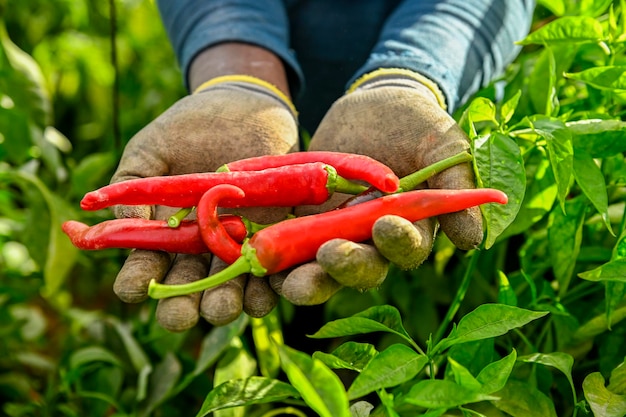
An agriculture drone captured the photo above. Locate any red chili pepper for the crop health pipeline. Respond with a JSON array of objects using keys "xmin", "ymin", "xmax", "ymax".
[
  {"xmin": 217, "ymin": 151, "xmax": 399, "ymax": 193},
  {"xmin": 61, "ymin": 214, "xmax": 247, "ymax": 254},
  {"xmin": 148, "ymin": 185, "xmax": 508, "ymax": 299},
  {"xmin": 80, "ymin": 163, "xmax": 367, "ymax": 211}
]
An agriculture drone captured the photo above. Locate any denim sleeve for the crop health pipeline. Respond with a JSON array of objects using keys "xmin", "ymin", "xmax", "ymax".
[
  {"xmin": 352, "ymin": 0, "xmax": 536, "ymax": 112},
  {"xmin": 155, "ymin": 0, "xmax": 303, "ymax": 92}
]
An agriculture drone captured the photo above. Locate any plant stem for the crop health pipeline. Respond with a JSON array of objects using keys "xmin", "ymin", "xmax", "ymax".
[
  {"xmin": 167, "ymin": 207, "xmax": 194, "ymax": 227},
  {"xmin": 432, "ymin": 246, "xmax": 482, "ymax": 345},
  {"xmin": 148, "ymin": 256, "xmax": 252, "ymax": 298},
  {"xmin": 334, "ymin": 175, "xmax": 369, "ymax": 195},
  {"xmin": 399, "ymin": 151, "xmax": 473, "ymax": 191}
]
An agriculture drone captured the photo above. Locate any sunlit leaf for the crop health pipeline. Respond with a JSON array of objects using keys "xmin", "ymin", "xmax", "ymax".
[
  {"xmin": 476, "ymin": 350, "xmax": 517, "ymax": 394},
  {"xmin": 519, "ymin": 352, "xmax": 576, "ymax": 404},
  {"xmin": 309, "ymin": 305, "xmax": 413, "ymax": 346},
  {"xmin": 436, "ymin": 304, "xmax": 548, "ymax": 352},
  {"xmin": 403, "ymin": 379, "xmax": 496, "ymax": 409},
  {"xmin": 313, "ymin": 342, "xmax": 378, "ymax": 372},
  {"xmin": 573, "ymin": 150, "xmax": 612, "ymax": 233},
  {"xmin": 583, "ymin": 372, "xmax": 626, "ymax": 417},
  {"xmin": 196, "ymin": 377, "xmax": 300, "ymax": 417},
  {"xmin": 579, "ymin": 258, "xmax": 626, "ymax": 282},
  {"xmin": 279, "ymin": 345, "xmax": 350, "ymax": 417},
  {"xmin": 518, "ymin": 16, "xmax": 605, "ymax": 45},
  {"xmin": 566, "ymin": 66, "xmax": 626, "ymax": 91},
  {"xmin": 529, "ymin": 116, "xmax": 574, "ymax": 211},
  {"xmin": 569, "ymin": 119, "xmax": 626, "ymax": 158},
  {"xmin": 472, "ymin": 132, "xmax": 525, "ymax": 248}
]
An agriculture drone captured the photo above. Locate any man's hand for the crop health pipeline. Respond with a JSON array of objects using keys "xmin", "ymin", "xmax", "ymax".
[
  {"xmin": 111, "ymin": 73, "xmax": 298, "ymax": 331},
  {"xmin": 275, "ymin": 69, "xmax": 482, "ymax": 303}
]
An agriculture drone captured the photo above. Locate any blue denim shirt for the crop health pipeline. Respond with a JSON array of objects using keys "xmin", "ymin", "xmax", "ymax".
[{"xmin": 156, "ymin": 0, "xmax": 535, "ymax": 130}]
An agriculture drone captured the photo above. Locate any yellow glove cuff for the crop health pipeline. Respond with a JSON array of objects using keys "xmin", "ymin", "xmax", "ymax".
[
  {"xmin": 193, "ymin": 74, "xmax": 298, "ymax": 116},
  {"xmin": 348, "ymin": 68, "xmax": 447, "ymax": 111}
]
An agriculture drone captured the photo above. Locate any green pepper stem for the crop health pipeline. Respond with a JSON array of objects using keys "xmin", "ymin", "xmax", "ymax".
[
  {"xmin": 167, "ymin": 207, "xmax": 195, "ymax": 228},
  {"xmin": 241, "ymin": 217, "xmax": 271, "ymax": 236},
  {"xmin": 324, "ymin": 164, "xmax": 368, "ymax": 195},
  {"xmin": 335, "ymin": 175, "xmax": 369, "ymax": 195},
  {"xmin": 148, "ymin": 256, "xmax": 252, "ymax": 299},
  {"xmin": 399, "ymin": 151, "xmax": 473, "ymax": 192}
]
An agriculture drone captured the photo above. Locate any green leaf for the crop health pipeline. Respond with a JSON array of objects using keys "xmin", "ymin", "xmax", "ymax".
[
  {"xmin": 565, "ymin": 66, "xmax": 626, "ymax": 91},
  {"xmin": 403, "ymin": 379, "xmax": 496, "ymax": 409},
  {"xmin": 491, "ymin": 379, "xmax": 558, "ymax": 417},
  {"xmin": 517, "ymin": 16, "xmax": 605, "ymax": 45},
  {"xmin": 436, "ymin": 304, "xmax": 548, "ymax": 352},
  {"xmin": 583, "ymin": 372, "xmax": 626, "ymax": 417},
  {"xmin": 579, "ymin": 258, "xmax": 626, "ymax": 282},
  {"xmin": 500, "ymin": 147, "xmax": 557, "ymax": 238},
  {"xmin": 350, "ymin": 401, "xmax": 374, "ymax": 417},
  {"xmin": 251, "ymin": 311, "xmax": 283, "ymax": 378},
  {"xmin": 548, "ymin": 197, "xmax": 587, "ymax": 295},
  {"xmin": 476, "ymin": 350, "xmax": 517, "ymax": 394},
  {"xmin": 518, "ymin": 352, "xmax": 576, "ymax": 404},
  {"xmin": 459, "ymin": 97, "xmax": 498, "ymax": 138},
  {"xmin": 312, "ymin": 342, "xmax": 378, "ymax": 372},
  {"xmin": 139, "ymin": 352, "xmax": 182, "ymax": 417},
  {"xmin": 1, "ymin": 171, "xmax": 79, "ymax": 298},
  {"xmin": 278, "ymin": 345, "xmax": 350, "ymax": 417},
  {"xmin": 111, "ymin": 320, "xmax": 152, "ymax": 402},
  {"xmin": 497, "ymin": 271, "xmax": 518, "ymax": 306},
  {"xmin": 0, "ymin": 22, "xmax": 51, "ymax": 127},
  {"xmin": 309, "ymin": 305, "xmax": 413, "ymax": 346},
  {"xmin": 500, "ymin": 90, "xmax": 521, "ymax": 125},
  {"xmin": 347, "ymin": 344, "xmax": 428, "ymax": 400},
  {"xmin": 528, "ymin": 45, "xmax": 575, "ymax": 116},
  {"xmin": 195, "ymin": 377, "xmax": 300, "ymax": 417},
  {"xmin": 472, "ymin": 132, "xmax": 525, "ymax": 248},
  {"xmin": 529, "ymin": 116, "xmax": 574, "ymax": 211},
  {"xmin": 569, "ymin": 119, "xmax": 626, "ymax": 158},
  {"xmin": 448, "ymin": 358, "xmax": 482, "ymax": 392},
  {"xmin": 608, "ymin": 360, "xmax": 626, "ymax": 395},
  {"xmin": 573, "ymin": 149, "xmax": 612, "ymax": 233},
  {"xmin": 69, "ymin": 346, "xmax": 122, "ymax": 370}
]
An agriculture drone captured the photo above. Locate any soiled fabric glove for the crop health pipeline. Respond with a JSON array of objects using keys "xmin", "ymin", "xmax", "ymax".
[
  {"xmin": 110, "ymin": 75, "xmax": 299, "ymax": 331},
  {"xmin": 276, "ymin": 68, "xmax": 483, "ymax": 304}
]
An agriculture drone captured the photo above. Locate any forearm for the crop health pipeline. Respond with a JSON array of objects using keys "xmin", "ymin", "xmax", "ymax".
[
  {"xmin": 352, "ymin": 0, "xmax": 536, "ymax": 112},
  {"xmin": 188, "ymin": 42, "xmax": 291, "ymax": 97},
  {"xmin": 156, "ymin": 0, "xmax": 302, "ymax": 94}
]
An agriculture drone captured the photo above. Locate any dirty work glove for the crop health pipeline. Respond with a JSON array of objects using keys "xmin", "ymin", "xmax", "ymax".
[
  {"xmin": 110, "ymin": 75, "xmax": 299, "ymax": 331},
  {"xmin": 275, "ymin": 68, "xmax": 482, "ymax": 304}
]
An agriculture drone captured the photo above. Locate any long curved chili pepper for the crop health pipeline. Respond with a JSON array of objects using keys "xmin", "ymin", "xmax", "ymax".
[
  {"xmin": 62, "ymin": 214, "xmax": 248, "ymax": 254},
  {"xmin": 149, "ymin": 185, "xmax": 508, "ymax": 299},
  {"xmin": 216, "ymin": 151, "xmax": 400, "ymax": 193},
  {"xmin": 80, "ymin": 163, "xmax": 367, "ymax": 211}
]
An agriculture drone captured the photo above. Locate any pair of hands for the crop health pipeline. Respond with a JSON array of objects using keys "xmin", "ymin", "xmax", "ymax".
[{"xmin": 110, "ymin": 71, "xmax": 482, "ymax": 332}]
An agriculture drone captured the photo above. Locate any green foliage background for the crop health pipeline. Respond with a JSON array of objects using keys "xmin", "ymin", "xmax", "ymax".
[{"xmin": 1, "ymin": 0, "xmax": 626, "ymax": 416}]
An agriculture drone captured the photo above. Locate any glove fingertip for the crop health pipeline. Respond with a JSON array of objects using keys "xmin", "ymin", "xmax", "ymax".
[
  {"xmin": 281, "ymin": 262, "xmax": 342, "ymax": 306},
  {"xmin": 243, "ymin": 276, "xmax": 279, "ymax": 318},
  {"xmin": 113, "ymin": 250, "xmax": 172, "ymax": 303},
  {"xmin": 438, "ymin": 206, "xmax": 484, "ymax": 250},
  {"xmin": 156, "ymin": 297, "xmax": 200, "ymax": 332},
  {"xmin": 372, "ymin": 215, "xmax": 435, "ymax": 270}
]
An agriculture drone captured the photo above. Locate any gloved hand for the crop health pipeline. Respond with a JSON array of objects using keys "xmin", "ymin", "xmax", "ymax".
[
  {"xmin": 110, "ymin": 75, "xmax": 299, "ymax": 331},
  {"xmin": 274, "ymin": 68, "xmax": 483, "ymax": 304}
]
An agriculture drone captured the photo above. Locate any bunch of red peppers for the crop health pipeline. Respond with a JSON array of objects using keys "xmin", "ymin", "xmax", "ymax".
[{"xmin": 63, "ymin": 151, "xmax": 508, "ymax": 299}]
